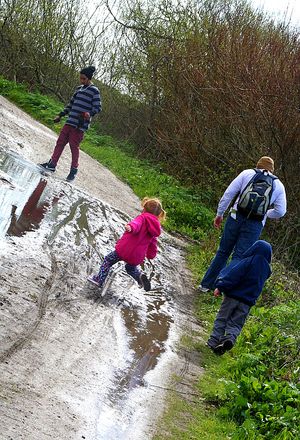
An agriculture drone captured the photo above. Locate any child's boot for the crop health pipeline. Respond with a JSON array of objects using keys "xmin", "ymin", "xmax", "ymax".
[
  {"xmin": 139, "ymin": 273, "xmax": 151, "ymax": 291},
  {"xmin": 213, "ymin": 339, "xmax": 234, "ymax": 355}
]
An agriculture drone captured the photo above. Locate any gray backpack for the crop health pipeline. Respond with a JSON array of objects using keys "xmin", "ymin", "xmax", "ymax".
[{"xmin": 237, "ymin": 170, "xmax": 277, "ymax": 220}]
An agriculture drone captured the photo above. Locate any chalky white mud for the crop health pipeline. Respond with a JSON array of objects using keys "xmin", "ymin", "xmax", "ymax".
[{"xmin": 0, "ymin": 96, "xmax": 197, "ymax": 440}]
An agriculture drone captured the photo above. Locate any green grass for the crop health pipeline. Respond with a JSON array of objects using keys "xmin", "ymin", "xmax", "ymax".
[
  {"xmin": 81, "ymin": 140, "xmax": 213, "ymax": 240},
  {"xmin": 1, "ymin": 76, "xmax": 299, "ymax": 440},
  {"xmin": 153, "ymin": 390, "xmax": 236, "ymax": 440},
  {"xmin": 154, "ymin": 242, "xmax": 300, "ymax": 440},
  {"xmin": 0, "ymin": 76, "xmax": 214, "ymax": 241},
  {"xmin": 185, "ymin": 244, "xmax": 300, "ymax": 440}
]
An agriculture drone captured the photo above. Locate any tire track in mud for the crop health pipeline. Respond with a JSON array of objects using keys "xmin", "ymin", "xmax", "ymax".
[
  {"xmin": 0, "ymin": 192, "xmax": 124, "ymax": 364},
  {"xmin": 0, "ymin": 148, "xmax": 201, "ymax": 440},
  {"xmin": 0, "ymin": 250, "xmax": 58, "ymax": 363}
]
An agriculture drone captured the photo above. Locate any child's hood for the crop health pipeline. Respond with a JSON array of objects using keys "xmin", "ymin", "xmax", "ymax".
[
  {"xmin": 142, "ymin": 212, "xmax": 161, "ymax": 236},
  {"xmin": 242, "ymin": 240, "xmax": 272, "ymax": 264}
]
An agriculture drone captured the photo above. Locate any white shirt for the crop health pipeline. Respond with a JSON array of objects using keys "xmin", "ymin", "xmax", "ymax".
[{"xmin": 217, "ymin": 169, "xmax": 287, "ymax": 224}]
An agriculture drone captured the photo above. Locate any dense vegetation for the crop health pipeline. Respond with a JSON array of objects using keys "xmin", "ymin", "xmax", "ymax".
[
  {"xmin": 1, "ymin": 0, "xmax": 299, "ymax": 436},
  {"xmin": 1, "ymin": 78, "xmax": 299, "ymax": 439},
  {"xmin": 0, "ymin": 77, "xmax": 213, "ymax": 241},
  {"xmin": 1, "ymin": 0, "xmax": 299, "ymax": 267}
]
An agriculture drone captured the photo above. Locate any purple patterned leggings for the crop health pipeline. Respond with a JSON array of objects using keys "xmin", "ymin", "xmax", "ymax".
[{"xmin": 97, "ymin": 250, "xmax": 141, "ymax": 286}]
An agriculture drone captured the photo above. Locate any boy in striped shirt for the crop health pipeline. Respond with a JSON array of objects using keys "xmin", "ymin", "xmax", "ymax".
[{"xmin": 40, "ymin": 66, "xmax": 101, "ymax": 181}]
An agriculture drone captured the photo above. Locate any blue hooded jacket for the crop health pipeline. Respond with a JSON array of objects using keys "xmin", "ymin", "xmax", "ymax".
[{"xmin": 215, "ymin": 240, "xmax": 272, "ymax": 306}]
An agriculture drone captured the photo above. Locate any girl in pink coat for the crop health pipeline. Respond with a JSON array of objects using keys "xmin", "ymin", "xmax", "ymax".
[{"xmin": 88, "ymin": 198, "xmax": 166, "ymax": 291}]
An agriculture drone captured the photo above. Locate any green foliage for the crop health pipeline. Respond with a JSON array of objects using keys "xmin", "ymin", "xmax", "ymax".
[
  {"xmin": 190, "ymin": 238, "xmax": 300, "ymax": 440},
  {"xmin": 0, "ymin": 76, "xmax": 214, "ymax": 241},
  {"xmin": 223, "ymin": 303, "xmax": 300, "ymax": 439},
  {"xmin": 2, "ymin": 76, "xmax": 299, "ymax": 440},
  {"xmin": 0, "ymin": 77, "xmax": 62, "ymax": 129},
  {"xmin": 82, "ymin": 142, "xmax": 214, "ymax": 240},
  {"xmin": 152, "ymin": 391, "xmax": 236, "ymax": 440}
]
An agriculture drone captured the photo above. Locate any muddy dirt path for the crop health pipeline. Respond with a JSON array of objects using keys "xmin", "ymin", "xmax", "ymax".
[{"xmin": 0, "ymin": 96, "xmax": 199, "ymax": 440}]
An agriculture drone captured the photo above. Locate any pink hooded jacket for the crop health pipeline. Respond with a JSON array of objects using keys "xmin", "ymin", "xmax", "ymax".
[{"xmin": 115, "ymin": 212, "xmax": 161, "ymax": 266}]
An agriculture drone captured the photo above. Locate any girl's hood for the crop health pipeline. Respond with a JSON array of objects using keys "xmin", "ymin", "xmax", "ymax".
[{"xmin": 142, "ymin": 212, "xmax": 161, "ymax": 236}]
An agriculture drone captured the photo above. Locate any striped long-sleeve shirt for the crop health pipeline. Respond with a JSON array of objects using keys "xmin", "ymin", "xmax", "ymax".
[{"xmin": 60, "ymin": 84, "xmax": 101, "ymax": 132}]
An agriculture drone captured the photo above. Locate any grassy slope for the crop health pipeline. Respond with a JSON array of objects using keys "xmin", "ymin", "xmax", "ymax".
[{"xmin": 1, "ymin": 77, "xmax": 299, "ymax": 440}]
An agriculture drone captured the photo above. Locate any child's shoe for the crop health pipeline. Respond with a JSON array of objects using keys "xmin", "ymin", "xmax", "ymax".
[
  {"xmin": 222, "ymin": 339, "xmax": 234, "ymax": 352},
  {"xmin": 213, "ymin": 339, "xmax": 233, "ymax": 356},
  {"xmin": 213, "ymin": 343, "xmax": 226, "ymax": 356},
  {"xmin": 87, "ymin": 274, "xmax": 102, "ymax": 287},
  {"xmin": 139, "ymin": 273, "xmax": 151, "ymax": 291},
  {"xmin": 198, "ymin": 284, "xmax": 210, "ymax": 293}
]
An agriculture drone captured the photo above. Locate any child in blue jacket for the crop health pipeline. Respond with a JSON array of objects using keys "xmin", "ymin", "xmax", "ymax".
[{"xmin": 207, "ymin": 240, "xmax": 272, "ymax": 355}]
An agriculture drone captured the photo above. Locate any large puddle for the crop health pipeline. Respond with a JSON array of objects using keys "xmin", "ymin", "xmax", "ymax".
[
  {"xmin": 0, "ymin": 148, "xmax": 59, "ymax": 237},
  {"xmin": 0, "ymin": 147, "xmax": 180, "ymax": 439}
]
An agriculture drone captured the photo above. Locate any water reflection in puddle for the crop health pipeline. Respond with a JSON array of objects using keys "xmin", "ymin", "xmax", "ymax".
[
  {"xmin": 122, "ymin": 298, "xmax": 173, "ymax": 389},
  {"xmin": 0, "ymin": 148, "xmax": 178, "ymax": 439},
  {"xmin": 94, "ymin": 287, "xmax": 173, "ymax": 419},
  {"xmin": 0, "ymin": 149, "xmax": 58, "ymax": 237},
  {"xmin": 94, "ymin": 290, "xmax": 174, "ymax": 440},
  {"xmin": 0, "ymin": 149, "xmax": 174, "ymax": 395}
]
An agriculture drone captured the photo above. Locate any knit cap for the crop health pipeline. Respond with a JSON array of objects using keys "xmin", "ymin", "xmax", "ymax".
[
  {"xmin": 256, "ymin": 156, "xmax": 274, "ymax": 173},
  {"xmin": 80, "ymin": 66, "xmax": 96, "ymax": 79}
]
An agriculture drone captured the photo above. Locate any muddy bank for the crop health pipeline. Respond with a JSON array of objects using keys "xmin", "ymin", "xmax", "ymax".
[
  {"xmin": 0, "ymin": 95, "xmax": 140, "ymax": 217},
  {"xmin": 0, "ymin": 96, "xmax": 200, "ymax": 440}
]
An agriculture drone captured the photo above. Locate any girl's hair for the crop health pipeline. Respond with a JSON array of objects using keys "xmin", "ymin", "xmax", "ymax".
[{"xmin": 142, "ymin": 197, "xmax": 166, "ymax": 222}]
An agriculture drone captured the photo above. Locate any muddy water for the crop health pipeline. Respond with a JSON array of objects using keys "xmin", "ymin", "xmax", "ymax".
[
  {"xmin": 0, "ymin": 148, "xmax": 186, "ymax": 440},
  {"xmin": 0, "ymin": 149, "xmax": 59, "ymax": 237}
]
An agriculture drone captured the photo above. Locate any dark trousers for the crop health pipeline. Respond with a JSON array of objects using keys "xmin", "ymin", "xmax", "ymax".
[
  {"xmin": 201, "ymin": 212, "xmax": 263, "ymax": 289},
  {"xmin": 208, "ymin": 296, "xmax": 250, "ymax": 348},
  {"xmin": 97, "ymin": 250, "xmax": 141, "ymax": 287}
]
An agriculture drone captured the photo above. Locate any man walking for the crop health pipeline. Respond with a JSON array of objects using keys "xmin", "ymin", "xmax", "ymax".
[
  {"xmin": 39, "ymin": 65, "xmax": 101, "ymax": 181},
  {"xmin": 199, "ymin": 156, "xmax": 286, "ymax": 292}
]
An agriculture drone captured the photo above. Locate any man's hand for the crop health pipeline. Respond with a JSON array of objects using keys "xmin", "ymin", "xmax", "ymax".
[
  {"xmin": 213, "ymin": 288, "xmax": 221, "ymax": 297},
  {"xmin": 53, "ymin": 116, "xmax": 61, "ymax": 123},
  {"xmin": 125, "ymin": 224, "xmax": 132, "ymax": 232},
  {"xmin": 214, "ymin": 215, "xmax": 223, "ymax": 229},
  {"xmin": 83, "ymin": 112, "xmax": 90, "ymax": 120}
]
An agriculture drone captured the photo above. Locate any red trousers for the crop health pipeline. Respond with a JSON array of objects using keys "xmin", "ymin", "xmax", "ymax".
[{"xmin": 51, "ymin": 124, "xmax": 84, "ymax": 168}]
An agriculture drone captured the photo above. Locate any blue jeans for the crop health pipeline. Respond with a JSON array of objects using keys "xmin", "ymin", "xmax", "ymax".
[
  {"xmin": 207, "ymin": 296, "xmax": 250, "ymax": 348},
  {"xmin": 201, "ymin": 212, "xmax": 263, "ymax": 289}
]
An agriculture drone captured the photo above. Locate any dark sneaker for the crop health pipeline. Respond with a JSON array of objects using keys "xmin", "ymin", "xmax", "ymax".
[
  {"xmin": 139, "ymin": 273, "xmax": 151, "ymax": 291},
  {"xmin": 87, "ymin": 274, "xmax": 102, "ymax": 287},
  {"xmin": 213, "ymin": 339, "xmax": 234, "ymax": 356},
  {"xmin": 213, "ymin": 343, "xmax": 226, "ymax": 356},
  {"xmin": 39, "ymin": 160, "xmax": 56, "ymax": 172},
  {"xmin": 223, "ymin": 339, "xmax": 234, "ymax": 351},
  {"xmin": 198, "ymin": 285, "xmax": 210, "ymax": 293},
  {"xmin": 66, "ymin": 167, "xmax": 78, "ymax": 182}
]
